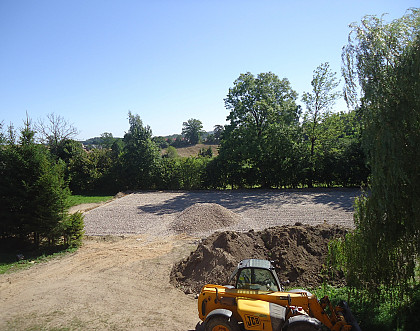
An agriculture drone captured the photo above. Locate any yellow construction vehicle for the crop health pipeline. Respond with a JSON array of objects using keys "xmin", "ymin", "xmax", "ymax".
[{"xmin": 198, "ymin": 259, "xmax": 361, "ymax": 331}]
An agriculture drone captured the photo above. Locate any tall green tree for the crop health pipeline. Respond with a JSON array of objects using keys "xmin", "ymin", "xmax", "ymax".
[
  {"xmin": 182, "ymin": 118, "xmax": 204, "ymax": 145},
  {"xmin": 213, "ymin": 124, "xmax": 224, "ymax": 142},
  {"xmin": 220, "ymin": 72, "xmax": 300, "ymax": 188},
  {"xmin": 302, "ymin": 62, "xmax": 341, "ymax": 187},
  {"xmin": 225, "ymin": 72, "xmax": 299, "ymax": 136},
  {"xmin": 122, "ymin": 112, "xmax": 160, "ymax": 189},
  {"xmin": 336, "ymin": 9, "xmax": 420, "ymax": 304}
]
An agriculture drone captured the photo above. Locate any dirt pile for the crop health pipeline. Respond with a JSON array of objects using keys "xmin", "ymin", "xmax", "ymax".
[
  {"xmin": 170, "ymin": 203, "xmax": 241, "ymax": 234},
  {"xmin": 170, "ymin": 223, "xmax": 348, "ymax": 293}
]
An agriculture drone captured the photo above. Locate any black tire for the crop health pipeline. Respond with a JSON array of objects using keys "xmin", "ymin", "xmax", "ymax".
[
  {"xmin": 286, "ymin": 324, "xmax": 319, "ymax": 331},
  {"xmin": 205, "ymin": 316, "xmax": 240, "ymax": 331},
  {"xmin": 284, "ymin": 315, "xmax": 321, "ymax": 331}
]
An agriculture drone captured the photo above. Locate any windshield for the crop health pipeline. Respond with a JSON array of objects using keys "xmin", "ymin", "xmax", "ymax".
[{"xmin": 236, "ymin": 267, "xmax": 279, "ymax": 292}]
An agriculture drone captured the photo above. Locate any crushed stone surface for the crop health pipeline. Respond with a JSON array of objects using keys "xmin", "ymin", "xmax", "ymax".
[{"xmin": 83, "ymin": 189, "xmax": 359, "ymax": 238}]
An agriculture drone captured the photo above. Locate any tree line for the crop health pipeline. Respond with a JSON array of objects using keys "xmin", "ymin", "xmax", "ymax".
[{"xmin": 2, "ymin": 71, "xmax": 368, "ymax": 194}]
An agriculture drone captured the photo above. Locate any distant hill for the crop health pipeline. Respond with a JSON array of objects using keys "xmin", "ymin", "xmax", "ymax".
[
  {"xmin": 82, "ymin": 131, "xmax": 215, "ymax": 146},
  {"xmin": 166, "ymin": 144, "xmax": 219, "ymax": 157},
  {"xmin": 81, "ymin": 132, "xmax": 219, "ymax": 157}
]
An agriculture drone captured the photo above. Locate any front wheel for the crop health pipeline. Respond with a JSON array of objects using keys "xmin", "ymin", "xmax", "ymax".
[
  {"xmin": 284, "ymin": 315, "xmax": 321, "ymax": 331},
  {"xmin": 205, "ymin": 316, "xmax": 240, "ymax": 331}
]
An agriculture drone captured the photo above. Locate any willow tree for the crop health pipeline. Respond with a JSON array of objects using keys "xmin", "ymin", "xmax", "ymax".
[{"xmin": 337, "ymin": 9, "xmax": 420, "ymax": 301}]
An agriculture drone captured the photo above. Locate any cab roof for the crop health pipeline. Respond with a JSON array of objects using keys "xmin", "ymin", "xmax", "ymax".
[{"xmin": 237, "ymin": 259, "xmax": 275, "ymax": 270}]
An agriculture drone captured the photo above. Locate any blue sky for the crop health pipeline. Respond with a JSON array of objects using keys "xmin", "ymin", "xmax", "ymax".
[{"xmin": 0, "ymin": 0, "xmax": 417, "ymax": 140}]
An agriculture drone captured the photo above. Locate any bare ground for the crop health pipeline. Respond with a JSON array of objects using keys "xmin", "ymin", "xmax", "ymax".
[{"xmin": 0, "ymin": 189, "xmax": 359, "ymax": 331}]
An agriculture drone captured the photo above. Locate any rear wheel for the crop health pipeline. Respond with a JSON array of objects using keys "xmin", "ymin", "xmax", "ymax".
[{"xmin": 205, "ymin": 316, "xmax": 240, "ymax": 331}]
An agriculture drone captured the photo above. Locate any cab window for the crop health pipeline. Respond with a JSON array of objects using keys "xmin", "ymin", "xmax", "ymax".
[{"xmin": 236, "ymin": 268, "xmax": 279, "ymax": 292}]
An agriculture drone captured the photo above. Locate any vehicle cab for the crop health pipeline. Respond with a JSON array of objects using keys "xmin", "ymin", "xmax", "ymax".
[{"xmin": 227, "ymin": 259, "xmax": 283, "ymax": 292}]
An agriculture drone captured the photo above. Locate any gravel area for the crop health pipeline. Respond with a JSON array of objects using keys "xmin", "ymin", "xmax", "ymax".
[{"xmin": 83, "ymin": 189, "xmax": 360, "ymax": 237}]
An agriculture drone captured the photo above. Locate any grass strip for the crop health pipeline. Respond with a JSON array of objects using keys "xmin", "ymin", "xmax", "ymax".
[{"xmin": 67, "ymin": 194, "xmax": 114, "ymax": 207}]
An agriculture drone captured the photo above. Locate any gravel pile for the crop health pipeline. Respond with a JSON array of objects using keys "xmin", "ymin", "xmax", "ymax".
[{"xmin": 170, "ymin": 203, "xmax": 241, "ymax": 234}]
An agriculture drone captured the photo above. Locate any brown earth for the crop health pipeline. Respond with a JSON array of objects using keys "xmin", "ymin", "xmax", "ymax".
[
  {"xmin": 0, "ymin": 189, "xmax": 358, "ymax": 330},
  {"xmin": 0, "ymin": 235, "xmax": 201, "ymax": 331},
  {"xmin": 170, "ymin": 223, "xmax": 348, "ymax": 295}
]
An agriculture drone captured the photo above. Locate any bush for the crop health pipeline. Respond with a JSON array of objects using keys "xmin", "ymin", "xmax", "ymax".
[{"xmin": 61, "ymin": 212, "xmax": 85, "ymax": 247}]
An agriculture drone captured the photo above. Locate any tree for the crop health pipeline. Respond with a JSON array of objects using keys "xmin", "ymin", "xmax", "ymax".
[
  {"xmin": 99, "ymin": 132, "xmax": 115, "ymax": 149},
  {"xmin": 178, "ymin": 157, "xmax": 209, "ymax": 190},
  {"xmin": 213, "ymin": 125, "xmax": 224, "ymax": 141},
  {"xmin": 55, "ymin": 139, "xmax": 85, "ymax": 163},
  {"xmin": 302, "ymin": 62, "xmax": 341, "ymax": 187},
  {"xmin": 312, "ymin": 110, "xmax": 367, "ymax": 186},
  {"xmin": 122, "ymin": 112, "xmax": 160, "ymax": 189},
  {"xmin": 182, "ymin": 118, "xmax": 203, "ymax": 145},
  {"xmin": 198, "ymin": 146, "xmax": 213, "ymax": 158},
  {"xmin": 152, "ymin": 136, "xmax": 170, "ymax": 149},
  {"xmin": 225, "ymin": 72, "xmax": 299, "ymax": 136},
  {"xmin": 0, "ymin": 121, "xmax": 5, "ymax": 144},
  {"xmin": 220, "ymin": 72, "xmax": 300, "ymax": 188},
  {"xmin": 155, "ymin": 157, "xmax": 181, "ymax": 189},
  {"xmin": 36, "ymin": 113, "xmax": 79, "ymax": 155},
  {"xmin": 164, "ymin": 145, "xmax": 178, "ymax": 159},
  {"xmin": 334, "ymin": 9, "xmax": 420, "ymax": 307},
  {"xmin": 170, "ymin": 135, "xmax": 186, "ymax": 148}
]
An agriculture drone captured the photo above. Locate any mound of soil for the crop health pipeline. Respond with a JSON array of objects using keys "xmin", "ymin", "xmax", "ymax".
[
  {"xmin": 170, "ymin": 203, "xmax": 241, "ymax": 234},
  {"xmin": 170, "ymin": 223, "xmax": 347, "ymax": 293}
]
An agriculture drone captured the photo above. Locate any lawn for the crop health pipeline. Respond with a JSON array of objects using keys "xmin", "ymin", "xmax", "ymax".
[{"xmin": 67, "ymin": 194, "xmax": 114, "ymax": 207}]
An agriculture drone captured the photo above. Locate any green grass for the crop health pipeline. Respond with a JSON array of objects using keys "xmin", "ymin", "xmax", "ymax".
[
  {"xmin": 66, "ymin": 194, "xmax": 114, "ymax": 207},
  {"xmin": 0, "ymin": 246, "xmax": 78, "ymax": 274}
]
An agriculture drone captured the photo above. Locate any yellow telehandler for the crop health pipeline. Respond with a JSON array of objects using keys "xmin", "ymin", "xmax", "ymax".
[{"xmin": 198, "ymin": 259, "xmax": 361, "ymax": 331}]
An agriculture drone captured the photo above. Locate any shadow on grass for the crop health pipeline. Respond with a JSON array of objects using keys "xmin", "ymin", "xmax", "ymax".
[{"xmin": 0, "ymin": 238, "xmax": 76, "ymax": 274}]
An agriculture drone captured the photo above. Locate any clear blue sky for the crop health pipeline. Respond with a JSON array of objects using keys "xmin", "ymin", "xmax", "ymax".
[{"xmin": 0, "ymin": 0, "xmax": 417, "ymax": 140}]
